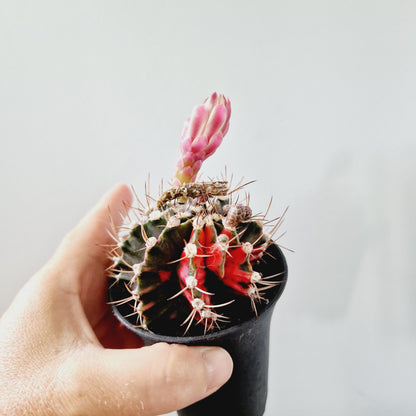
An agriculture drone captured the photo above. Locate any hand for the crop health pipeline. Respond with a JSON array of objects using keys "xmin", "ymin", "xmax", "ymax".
[{"xmin": 0, "ymin": 184, "xmax": 233, "ymax": 416}]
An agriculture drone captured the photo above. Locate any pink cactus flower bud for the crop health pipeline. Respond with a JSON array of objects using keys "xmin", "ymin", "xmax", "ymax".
[{"xmin": 173, "ymin": 92, "xmax": 231, "ymax": 186}]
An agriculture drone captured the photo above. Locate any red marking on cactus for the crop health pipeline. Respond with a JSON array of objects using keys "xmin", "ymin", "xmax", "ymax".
[
  {"xmin": 250, "ymin": 244, "xmax": 267, "ymax": 261},
  {"xmin": 174, "ymin": 219, "xmax": 266, "ymax": 327},
  {"xmin": 219, "ymin": 241, "xmax": 269, "ymax": 297},
  {"xmin": 174, "ymin": 92, "xmax": 231, "ymax": 185},
  {"xmin": 159, "ymin": 270, "xmax": 171, "ymax": 282},
  {"xmin": 197, "ymin": 223, "xmax": 207, "ymax": 243},
  {"xmin": 222, "ymin": 255, "xmax": 253, "ymax": 296},
  {"xmin": 206, "ymin": 243, "xmax": 226, "ymax": 278},
  {"xmin": 177, "ymin": 246, "xmax": 205, "ymax": 281},
  {"xmin": 203, "ymin": 222, "xmax": 216, "ymax": 244},
  {"xmin": 218, "ymin": 227, "xmax": 235, "ymax": 241},
  {"xmin": 227, "ymin": 246, "xmax": 249, "ymax": 265}
]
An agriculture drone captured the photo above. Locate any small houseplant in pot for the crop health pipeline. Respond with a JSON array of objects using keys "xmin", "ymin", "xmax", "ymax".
[{"xmin": 108, "ymin": 93, "xmax": 288, "ymax": 416}]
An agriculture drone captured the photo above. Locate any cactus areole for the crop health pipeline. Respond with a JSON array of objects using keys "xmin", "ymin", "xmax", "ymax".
[{"xmin": 108, "ymin": 93, "xmax": 288, "ymax": 337}]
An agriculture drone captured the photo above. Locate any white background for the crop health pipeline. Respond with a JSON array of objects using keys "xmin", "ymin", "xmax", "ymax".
[{"xmin": 1, "ymin": 1, "xmax": 415, "ymax": 415}]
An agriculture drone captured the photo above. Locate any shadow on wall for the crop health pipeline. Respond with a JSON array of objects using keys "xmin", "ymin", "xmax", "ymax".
[{"xmin": 288, "ymin": 148, "xmax": 416, "ymax": 333}]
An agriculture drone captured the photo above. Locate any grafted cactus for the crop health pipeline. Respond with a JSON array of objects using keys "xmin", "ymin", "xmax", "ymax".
[{"xmin": 108, "ymin": 93, "xmax": 286, "ymax": 336}]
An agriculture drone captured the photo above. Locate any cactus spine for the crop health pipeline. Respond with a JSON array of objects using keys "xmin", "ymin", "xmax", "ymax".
[{"xmin": 108, "ymin": 93, "xmax": 286, "ymax": 336}]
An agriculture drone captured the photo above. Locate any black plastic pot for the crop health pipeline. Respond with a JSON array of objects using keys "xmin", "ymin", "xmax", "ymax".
[{"xmin": 109, "ymin": 243, "xmax": 287, "ymax": 416}]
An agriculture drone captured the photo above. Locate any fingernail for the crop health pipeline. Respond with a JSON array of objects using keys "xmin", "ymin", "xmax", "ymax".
[{"xmin": 201, "ymin": 347, "xmax": 233, "ymax": 391}]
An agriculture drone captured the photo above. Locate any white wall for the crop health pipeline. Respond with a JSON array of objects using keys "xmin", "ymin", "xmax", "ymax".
[{"xmin": 1, "ymin": 1, "xmax": 415, "ymax": 414}]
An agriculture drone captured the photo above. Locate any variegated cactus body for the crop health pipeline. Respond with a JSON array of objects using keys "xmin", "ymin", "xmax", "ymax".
[{"xmin": 110, "ymin": 189, "xmax": 275, "ymax": 334}]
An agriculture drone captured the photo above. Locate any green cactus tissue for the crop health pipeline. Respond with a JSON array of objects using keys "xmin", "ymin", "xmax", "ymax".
[{"xmin": 108, "ymin": 93, "xmax": 287, "ymax": 336}]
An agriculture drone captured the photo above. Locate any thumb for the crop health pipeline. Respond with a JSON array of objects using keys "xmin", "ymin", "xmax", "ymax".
[{"xmin": 63, "ymin": 342, "xmax": 233, "ymax": 416}]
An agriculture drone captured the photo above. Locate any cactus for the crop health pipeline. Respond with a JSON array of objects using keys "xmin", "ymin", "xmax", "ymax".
[{"xmin": 108, "ymin": 93, "xmax": 286, "ymax": 336}]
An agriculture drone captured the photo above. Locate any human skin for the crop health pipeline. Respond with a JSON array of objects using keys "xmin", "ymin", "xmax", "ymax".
[{"xmin": 0, "ymin": 184, "xmax": 233, "ymax": 416}]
